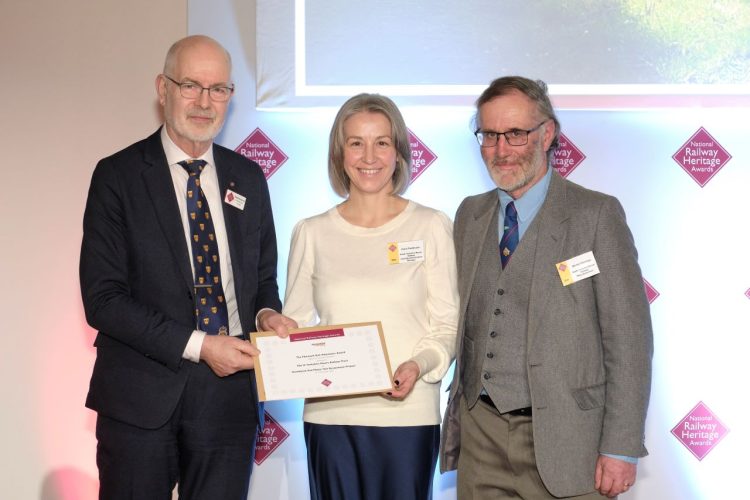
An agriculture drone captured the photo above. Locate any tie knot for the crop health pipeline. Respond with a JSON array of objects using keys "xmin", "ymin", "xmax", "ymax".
[
  {"xmin": 505, "ymin": 201, "xmax": 517, "ymax": 222},
  {"xmin": 179, "ymin": 159, "xmax": 207, "ymax": 176}
]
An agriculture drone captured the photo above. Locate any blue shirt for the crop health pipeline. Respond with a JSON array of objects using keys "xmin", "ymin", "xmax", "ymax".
[{"xmin": 497, "ymin": 166, "xmax": 553, "ymax": 244}]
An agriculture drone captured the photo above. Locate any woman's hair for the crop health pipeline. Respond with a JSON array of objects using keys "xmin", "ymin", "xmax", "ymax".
[{"xmin": 328, "ymin": 93, "xmax": 412, "ymax": 197}]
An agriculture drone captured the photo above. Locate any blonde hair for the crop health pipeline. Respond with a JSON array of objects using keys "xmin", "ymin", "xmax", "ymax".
[{"xmin": 328, "ymin": 93, "xmax": 411, "ymax": 197}]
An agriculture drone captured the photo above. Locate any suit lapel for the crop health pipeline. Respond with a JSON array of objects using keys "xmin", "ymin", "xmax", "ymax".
[
  {"xmin": 527, "ymin": 172, "xmax": 570, "ymax": 348},
  {"xmin": 215, "ymin": 148, "xmax": 266, "ymax": 425},
  {"xmin": 449, "ymin": 191, "xmax": 498, "ymax": 400},
  {"xmin": 141, "ymin": 131, "xmax": 195, "ymax": 292},
  {"xmin": 214, "ymin": 147, "xmax": 245, "ymax": 300},
  {"xmin": 459, "ymin": 191, "xmax": 499, "ymax": 327}
]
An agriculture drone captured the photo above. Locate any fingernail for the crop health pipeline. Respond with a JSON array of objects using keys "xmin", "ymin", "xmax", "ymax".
[
  {"xmin": 386, "ymin": 392, "xmax": 392, "ymax": 396},
  {"xmin": 394, "ymin": 380, "xmax": 400, "ymax": 386}
]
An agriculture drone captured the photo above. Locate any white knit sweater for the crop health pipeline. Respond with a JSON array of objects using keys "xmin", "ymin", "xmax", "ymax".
[{"xmin": 283, "ymin": 201, "xmax": 459, "ymax": 426}]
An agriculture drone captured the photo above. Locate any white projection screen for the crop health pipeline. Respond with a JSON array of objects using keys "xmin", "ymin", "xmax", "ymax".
[{"xmin": 257, "ymin": 0, "xmax": 750, "ymax": 109}]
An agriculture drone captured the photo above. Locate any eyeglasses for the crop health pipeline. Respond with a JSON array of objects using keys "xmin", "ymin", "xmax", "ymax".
[
  {"xmin": 163, "ymin": 74, "xmax": 234, "ymax": 102},
  {"xmin": 474, "ymin": 120, "xmax": 547, "ymax": 148}
]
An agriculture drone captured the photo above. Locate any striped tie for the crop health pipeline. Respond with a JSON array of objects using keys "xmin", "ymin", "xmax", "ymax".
[{"xmin": 500, "ymin": 201, "xmax": 518, "ymax": 269}]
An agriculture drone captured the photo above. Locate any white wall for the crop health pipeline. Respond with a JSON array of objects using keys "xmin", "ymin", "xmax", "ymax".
[{"xmin": 1, "ymin": 2, "xmax": 186, "ymax": 498}]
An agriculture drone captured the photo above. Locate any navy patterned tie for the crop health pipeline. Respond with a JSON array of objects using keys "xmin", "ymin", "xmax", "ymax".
[
  {"xmin": 500, "ymin": 201, "xmax": 518, "ymax": 269},
  {"xmin": 179, "ymin": 159, "xmax": 229, "ymax": 335}
]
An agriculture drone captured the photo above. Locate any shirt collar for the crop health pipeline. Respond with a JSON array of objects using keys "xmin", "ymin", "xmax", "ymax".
[
  {"xmin": 160, "ymin": 126, "xmax": 216, "ymax": 168},
  {"xmin": 497, "ymin": 166, "xmax": 553, "ymax": 222}
]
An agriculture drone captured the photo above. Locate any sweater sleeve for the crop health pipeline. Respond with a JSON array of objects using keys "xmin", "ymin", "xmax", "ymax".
[
  {"xmin": 410, "ymin": 210, "xmax": 459, "ymax": 383},
  {"xmin": 282, "ymin": 219, "xmax": 319, "ymax": 327}
]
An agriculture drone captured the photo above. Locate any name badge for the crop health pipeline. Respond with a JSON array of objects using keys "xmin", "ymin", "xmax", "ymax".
[
  {"xmin": 387, "ymin": 240, "xmax": 425, "ymax": 264},
  {"xmin": 224, "ymin": 189, "xmax": 246, "ymax": 210},
  {"xmin": 556, "ymin": 251, "xmax": 600, "ymax": 286}
]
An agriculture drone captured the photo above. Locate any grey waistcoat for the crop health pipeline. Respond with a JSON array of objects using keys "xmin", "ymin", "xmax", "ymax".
[{"xmin": 460, "ymin": 205, "xmax": 540, "ymax": 413}]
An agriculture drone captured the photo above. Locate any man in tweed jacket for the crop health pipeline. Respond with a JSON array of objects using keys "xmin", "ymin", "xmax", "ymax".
[{"xmin": 439, "ymin": 76, "xmax": 653, "ymax": 499}]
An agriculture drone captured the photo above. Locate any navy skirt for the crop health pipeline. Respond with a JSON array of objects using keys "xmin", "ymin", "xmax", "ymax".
[{"xmin": 304, "ymin": 422, "xmax": 440, "ymax": 500}]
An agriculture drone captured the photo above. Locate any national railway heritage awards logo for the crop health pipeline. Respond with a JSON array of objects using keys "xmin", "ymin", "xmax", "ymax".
[
  {"xmin": 643, "ymin": 278, "xmax": 660, "ymax": 304},
  {"xmin": 671, "ymin": 401, "xmax": 729, "ymax": 461},
  {"xmin": 672, "ymin": 127, "xmax": 732, "ymax": 187},
  {"xmin": 407, "ymin": 129, "xmax": 437, "ymax": 182},
  {"xmin": 235, "ymin": 128, "xmax": 289, "ymax": 180},
  {"xmin": 254, "ymin": 410, "xmax": 290, "ymax": 466},
  {"xmin": 551, "ymin": 133, "xmax": 586, "ymax": 178}
]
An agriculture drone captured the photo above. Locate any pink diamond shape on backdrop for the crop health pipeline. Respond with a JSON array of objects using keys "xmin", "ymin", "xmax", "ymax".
[
  {"xmin": 254, "ymin": 410, "xmax": 290, "ymax": 465},
  {"xmin": 551, "ymin": 133, "xmax": 586, "ymax": 178},
  {"xmin": 235, "ymin": 128, "xmax": 289, "ymax": 180},
  {"xmin": 643, "ymin": 278, "xmax": 660, "ymax": 304},
  {"xmin": 322, "ymin": 379, "xmax": 332, "ymax": 387},
  {"xmin": 408, "ymin": 129, "xmax": 437, "ymax": 182},
  {"xmin": 745, "ymin": 288, "xmax": 750, "ymax": 300},
  {"xmin": 671, "ymin": 401, "xmax": 729, "ymax": 461},
  {"xmin": 672, "ymin": 127, "xmax": 732, "ymax": 187}
]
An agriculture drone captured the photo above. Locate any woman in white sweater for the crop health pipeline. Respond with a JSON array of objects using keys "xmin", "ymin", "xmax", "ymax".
[{"xmin": 282, "ymin": 93, "xmax": 459, "ymax": 500}]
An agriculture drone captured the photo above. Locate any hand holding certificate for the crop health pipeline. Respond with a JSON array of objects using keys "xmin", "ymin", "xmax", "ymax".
[{"xmin": 251, "ymin": 322, "xmax": 394, "ymax": 401}]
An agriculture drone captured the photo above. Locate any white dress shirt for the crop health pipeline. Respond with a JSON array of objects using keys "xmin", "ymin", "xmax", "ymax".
[{"xmin": 161, "ymin": 127, "xmax": 241, "ymax": 362}]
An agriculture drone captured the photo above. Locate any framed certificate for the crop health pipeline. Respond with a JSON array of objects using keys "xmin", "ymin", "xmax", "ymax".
[{"xmin": 251, "ymin": 322, "xmax": 394, "ymax": 401}]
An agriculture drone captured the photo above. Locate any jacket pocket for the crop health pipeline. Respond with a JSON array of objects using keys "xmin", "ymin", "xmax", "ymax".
[{"xmin": 571, "ymin": 382, "xmax": 605, "ymax": 410}]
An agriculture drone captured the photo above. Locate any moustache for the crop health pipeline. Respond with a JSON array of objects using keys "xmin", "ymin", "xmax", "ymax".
[
  {"xmin": 187, "ymin": 109, "xmax": 216, "ymax": 120},
  {"xmin": 491, "ymin": 158, "xmax": 516, "ymax": 167}
]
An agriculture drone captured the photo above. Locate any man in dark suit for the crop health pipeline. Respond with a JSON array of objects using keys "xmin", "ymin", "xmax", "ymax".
[
  {"xmin": 80, "ymin": 35, "xmax": 296, "ymax": 499},
  {"xmin": 439, "ymin": 77, "xmax": 653, "ymax": 499}
]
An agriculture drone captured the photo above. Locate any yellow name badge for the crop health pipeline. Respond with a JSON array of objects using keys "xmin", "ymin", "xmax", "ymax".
[
  {"xmin": 556, "ymin": 251, "xmax": 600, "ymax": 286},
  {"xmin": 387, "ymin": 240, "xmax": 425, "ymax": 264}
]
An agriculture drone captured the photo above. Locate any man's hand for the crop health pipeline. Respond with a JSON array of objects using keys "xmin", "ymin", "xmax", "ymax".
[
  {"xmin": 595, "ymin": 455, "xmax": 637, "ymax": 498},
  {"xmin": 200, "ymin": 335, "xmax": 259, "ymax": 377},
  {"xmin": 257, "ymin": 310, "xmax": 297, "ymax": 338},
  {"xmin": 384, "ymin": 360, "xmax": 420, "ymax": 400}
]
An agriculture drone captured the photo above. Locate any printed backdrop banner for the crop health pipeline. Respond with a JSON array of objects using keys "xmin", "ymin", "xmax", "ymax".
[{"xmin": 188, "ymin": 1, "xmax": 750, "ymax": 499}]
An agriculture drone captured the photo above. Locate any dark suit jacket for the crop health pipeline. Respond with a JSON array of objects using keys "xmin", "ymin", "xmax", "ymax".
[
  {"xmin": 80, "ymin": 129, "xmax": 281, "ymax": 429},
  {"xmin": 440, "ymin": 172, "xmax": 653, "ymax": 496}
]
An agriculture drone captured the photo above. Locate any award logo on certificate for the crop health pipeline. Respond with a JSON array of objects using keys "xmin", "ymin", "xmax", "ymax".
[{"xmin": 251, "ymin": 322, "xmax": 394, "ymax": 401}]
